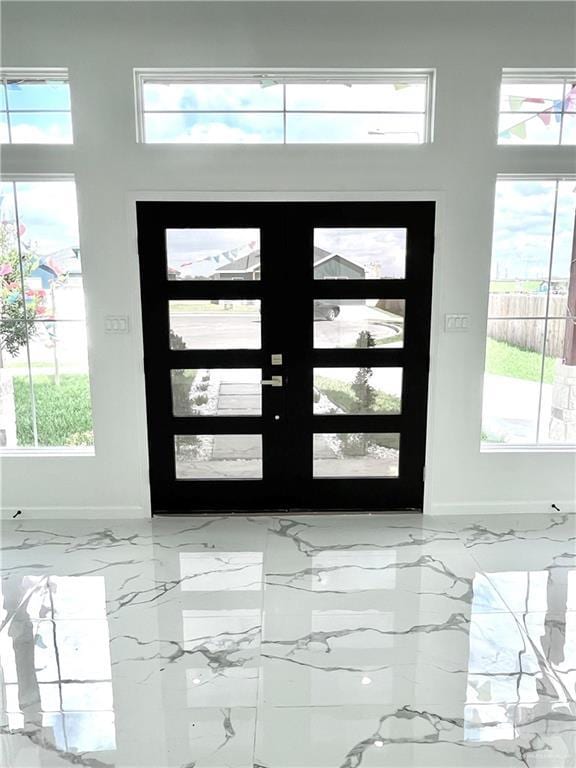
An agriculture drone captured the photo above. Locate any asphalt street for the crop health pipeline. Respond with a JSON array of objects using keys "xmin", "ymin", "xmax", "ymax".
[{"xmin": 170, "ymin": 310, "xmax": 403, "ymax": 349}]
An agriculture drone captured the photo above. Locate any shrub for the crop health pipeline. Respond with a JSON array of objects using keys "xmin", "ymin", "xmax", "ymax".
[{"xmin": 338, "ymin": 432, "xmax": 367, "ymax": 456}]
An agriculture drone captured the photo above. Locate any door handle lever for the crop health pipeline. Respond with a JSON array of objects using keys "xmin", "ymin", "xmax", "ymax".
[{"xmin": 261, "ymin": 375, "xmax": 283, "ymax": 387}]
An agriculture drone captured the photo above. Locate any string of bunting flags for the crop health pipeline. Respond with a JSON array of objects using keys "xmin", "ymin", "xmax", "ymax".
[
  {"xmin": 500, "ymin": 84, "xmax": 576, "ymax": 140},
  {"xmin": 180, "ymin": 239, "xmax": 258, "ymax": 269}
]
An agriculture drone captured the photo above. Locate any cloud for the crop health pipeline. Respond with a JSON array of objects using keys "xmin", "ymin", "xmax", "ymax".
[
  {"xmin": 179, "ymin": 122, "xmax": 269, "ymax": 144},
  {"xmin": 1, "ymin": 181, "xmax": 79, "ymax": 255},
  {"xmin": 491, "ymin": 180, "xmax": 575, "ymax": 280}
]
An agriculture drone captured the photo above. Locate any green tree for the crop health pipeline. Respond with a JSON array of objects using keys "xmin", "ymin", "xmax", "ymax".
[{"xmin": 0, "ymin": 221, "xmax": 40, "ymax": 366}]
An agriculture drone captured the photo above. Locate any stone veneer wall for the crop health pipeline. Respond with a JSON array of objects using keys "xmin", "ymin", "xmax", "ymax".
[{"xmin": 549, "ymin": 363, "xmax": 576, "ymax": 443}]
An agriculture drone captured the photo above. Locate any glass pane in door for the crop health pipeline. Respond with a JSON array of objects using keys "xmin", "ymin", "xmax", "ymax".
[
  {"xmin": 169, "ymin": 300, "xmax": 261, "ymax": 349},
  {"xmin": 171, "ymin": 368, "xmax": 262, "ymax": 416},
  {"xmin": 314, "ymin": 368, "xmax": 402, "ymax": 415},
  {"xmin": 166, "ymin": 228, "xmax": 260, "ymax": 280},
  {"xmin": 314, "ymin": 298, "xmax": 405, "ymax": 348},
  {"xmin": 313, "ymin": 433, "xmax": 400, "ymax": 478},
  {"xmin": 314, "ymin": 228, "xmax": 406, "ymax": 279},
  {"xmin": 175, "ymin": 434, "xmax": 263, "ymax": 479}
]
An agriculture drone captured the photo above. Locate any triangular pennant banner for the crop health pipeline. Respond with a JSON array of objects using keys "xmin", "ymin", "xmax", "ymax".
[
  {"xmin": 499, "ymin": 129, "xmax": 512, "ymax": 140},
  {"xmin": 538, "ymin": 111, "xmax": 551, "ymax": 126},
  {"xmin": 393, "ymin": 83, "xmax": 410, "ymax": 91},
  {"xmin": 510, "ymin": 122, "xmax": 527, "ymax": 139},
  {"xmin": 509, "ymin": 96, "xmax": 525, "ymax": 111}
]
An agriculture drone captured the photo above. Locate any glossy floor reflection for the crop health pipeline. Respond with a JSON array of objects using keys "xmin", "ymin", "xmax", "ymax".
[{"xmin": 0, "ymin": 512, "xmax": 575, "ymax": 767}]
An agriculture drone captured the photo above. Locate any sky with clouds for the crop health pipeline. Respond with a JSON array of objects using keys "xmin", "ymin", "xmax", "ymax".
[
  {"xmin": 142, "ymin": 81, "xmax": 426, "ymax": 144},
  {"xmin": 1, "ymin": 82, "xmax": 574, "ymax": 283}
]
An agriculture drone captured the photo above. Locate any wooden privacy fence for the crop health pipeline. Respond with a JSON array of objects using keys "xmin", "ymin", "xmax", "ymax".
[{"xmin": 488, "ymin": 294, "xmax": 567, "ymax": 357}]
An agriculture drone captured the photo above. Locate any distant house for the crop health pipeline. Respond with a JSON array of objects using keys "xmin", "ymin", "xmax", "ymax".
[
  {"xmin": 212, "ymin": 249, "xmax": 261, "ymax": 280},
  {"xmin": 30, "ymin": 247, "xmax": 82, "ymax": 288},
  {"xmin": 313, "ymin": 246, "xmax": 365, "ymax": 279},
  {"xmin": 212, "ymin": 245, "xmax": 366, "ymax": 280}
]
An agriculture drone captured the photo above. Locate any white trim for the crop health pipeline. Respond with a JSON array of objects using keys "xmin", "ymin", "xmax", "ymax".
[
  {"xmin": 131, "ymin": 189, "xmax": 442, "ymax": 203},
  {"xmin": 0, "ymin": 172, "xmax": 75, "ymax": 182},
  {"xmin": 0, "ymin": 506, "xmax": 146, "ymax": 520},
  {"xmin": 136, "ymin": 67, "xmax": 433, "ymax": 84},
  {"xmin": 0, "ymin": 447, "xmax": 95, "ymax": 457},
  {"xmin": 430, "ymin": 500, "xmax": 576, "ymax": 516},
  {"xmin": 0, "ymin": 68, "xmax": 69, "ymax": 82},
  {"xmin": 482, "ymin": 173, "xmax": 576, "ymax": 453},
  {"xmin": 502, "ymin": 69, "xmax": 576, "ymax": 82},
  {"xmin": 481, "ymin": 443, "xmax": 576, "ymax": 453},
  {"xmin": 134, "ymin": 68, "xmax": 434, "ymax": 145},
  {"xmin": 496, "ymin": 172, "xmax": 576, "ymax": 181},
  {"xmin": 0, "ymin": 175, "xmax": 95, "ymax": 457},
  {"xmin": 127, "ymin": 187, "xmax": 444, "ymax": 517}
]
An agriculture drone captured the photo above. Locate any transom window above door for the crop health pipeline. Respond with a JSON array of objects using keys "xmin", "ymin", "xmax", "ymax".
[
  {"xmin": 498, "ymin": 70, "xmax": 576, "ymax": 145},
  {"xmin": 135, "ymin": 69, "xmax": 434, "ymax": 144}
]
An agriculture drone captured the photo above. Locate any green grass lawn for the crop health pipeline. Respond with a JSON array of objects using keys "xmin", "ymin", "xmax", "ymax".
[
  {"xmin": 315, "ymin": 375, "xmax": 401, "ymax": 414},
  {"xmin": 490, "ymin": 280, "xmax": 542, "ymax": 294},
  {"xmin": 13, "ymin": 374, "xmax": 94, "ymax": 446},
  {"xmin": 485, "ymin": 338, "xmax": 556, "ymax": 384}
]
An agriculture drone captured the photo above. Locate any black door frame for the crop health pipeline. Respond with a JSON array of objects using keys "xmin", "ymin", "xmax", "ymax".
[{"xmin": 137, "ymin": 200, "xmax": 435, "ymax": 514}]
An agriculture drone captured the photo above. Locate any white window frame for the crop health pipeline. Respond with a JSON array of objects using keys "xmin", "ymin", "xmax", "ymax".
[
  {"xmin": 0, "ymin": 68, "xmax": 73, "ymax": 145},
  {"xmin": 498, "ymin": 68, "xmax": 576, "ymax": 146},
  {"xmin": 481, "ymin": 172, "xmax": 576, "ymax": 453},
  {"xmin": 0, "ymin": 173, "xmax": 94, "ymax": 457},
  {"xmin": 134, "ymin": 68, "xmax": 435, "ymax": 145}
]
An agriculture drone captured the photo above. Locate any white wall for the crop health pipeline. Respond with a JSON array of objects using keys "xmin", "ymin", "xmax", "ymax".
[{"xmin": 0, "ymin": 1, "xmax": 575, "ymax": 518}]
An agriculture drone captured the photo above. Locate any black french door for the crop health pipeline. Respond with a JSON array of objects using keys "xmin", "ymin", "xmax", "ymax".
[{"xmin": 137, "ymin": 201, "xmax": 434, "ymax": 513}]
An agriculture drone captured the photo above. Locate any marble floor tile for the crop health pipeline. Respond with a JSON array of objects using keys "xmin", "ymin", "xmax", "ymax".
[
  {"xmin": 1, "ymin": 512, "xmax": 575, "ymax": 767},
  {"xmin": 254, "ymin": 701, "xmax": 576, "ymax": 767}
]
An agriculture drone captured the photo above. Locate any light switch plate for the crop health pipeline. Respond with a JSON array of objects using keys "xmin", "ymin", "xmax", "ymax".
[
  {"xmin": 105, "ymin": 315, "xmax": 130, "ymax": 333},
  {"xmin": 445, "ymin": 314, "xmax": 470, "ymax": 332}
]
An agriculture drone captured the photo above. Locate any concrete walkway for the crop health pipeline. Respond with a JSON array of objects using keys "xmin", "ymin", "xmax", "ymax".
[
  {"xmin": 483, "ymin": 374, "xmax": 552, "ymax": 443},
  {"xmin": 211, "ymin": 376, "xmax": 338, "ymax": 462}
]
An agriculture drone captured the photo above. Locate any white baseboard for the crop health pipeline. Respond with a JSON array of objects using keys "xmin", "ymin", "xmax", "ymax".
[
  {"xmin": 0, "ymin": 506, "xmax": 148, "ymax": 520},
  {"xmin": 2, "ymin": 503, "xmax": 574, "ymax": 521},
  {"xmin": 428, "ymin": 500, "xmax": 576, "ymax": 516}
]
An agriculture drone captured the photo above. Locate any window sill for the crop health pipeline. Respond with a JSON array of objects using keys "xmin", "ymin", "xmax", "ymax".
[
  {"xmin": 481, "ymin": 442, "xmax": 576, "ymax": 454},
  {"xmin": 0, "ymin": 447, "xmax": 95, "ymax": 458}
]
